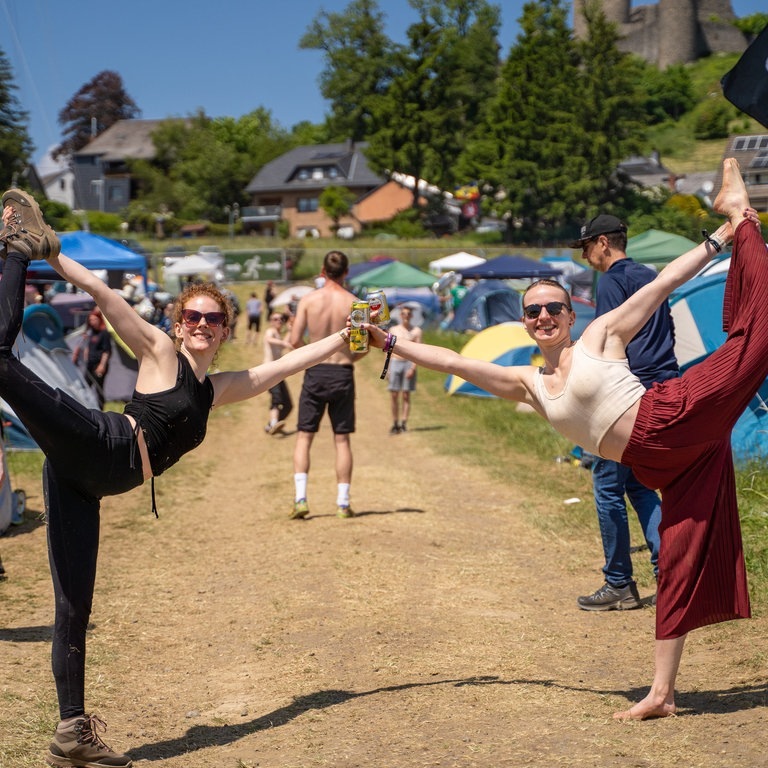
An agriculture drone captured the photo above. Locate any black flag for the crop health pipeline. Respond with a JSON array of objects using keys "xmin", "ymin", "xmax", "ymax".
[{"xmin": 721, "ymin": 25, "xmax": 768, "ymax": 129}]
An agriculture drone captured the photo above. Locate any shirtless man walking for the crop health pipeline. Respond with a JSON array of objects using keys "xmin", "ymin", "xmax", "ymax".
[{"xmin": 288, "ymin": 250, "xmax": 365, "ymax": 519}]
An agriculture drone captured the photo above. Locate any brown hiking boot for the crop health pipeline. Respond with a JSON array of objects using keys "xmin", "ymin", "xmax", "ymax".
[
  {"xmin": 1, "ymin": 188, "xmax": 60, "ymax": 260},
  {"xmin": 47, "ymin": 714, "xmax": 132, "ymax": 767}
]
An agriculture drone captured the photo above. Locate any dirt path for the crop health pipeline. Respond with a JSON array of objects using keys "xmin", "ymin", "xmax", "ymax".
[{"xmin": 1, "ymin": 339, "xmax": 767, "ymax": 768}]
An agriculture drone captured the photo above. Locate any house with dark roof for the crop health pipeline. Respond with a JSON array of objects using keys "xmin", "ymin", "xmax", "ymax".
[
  {"xmin": 716, "ymin": 134, "xmax": 768, "ymax": 212},
  {"xmin": 71, "ymin": 119, "xmax": 168, "ymax": 213},
  {"xmin": 243, "ymin": 141, "xmax": 415, "ymax": 237}
]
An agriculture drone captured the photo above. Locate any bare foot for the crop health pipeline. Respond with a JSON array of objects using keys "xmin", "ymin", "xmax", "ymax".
[
  {"xmin": 713, "ymin": 158, "xmax": 749, "ymax": 226},
  {"xmin": 613, "ymin": 697, "xmax": 676, "ymax": 721}
]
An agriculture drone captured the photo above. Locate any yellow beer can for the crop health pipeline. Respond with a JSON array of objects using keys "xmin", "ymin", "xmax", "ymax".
[{"xmin": 349, "ymin": 301, "xmax": 370, "ymax": 353}]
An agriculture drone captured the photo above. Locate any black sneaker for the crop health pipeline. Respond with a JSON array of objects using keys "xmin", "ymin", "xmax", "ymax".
[
  {"xmin": 577, "ymin": 581, "xmax": 642, "ymax": 611},
  {"xmin": 389, "ymin": 423, "xmax": 401, "ymax": 435},
  {"xmin": 47, "ymin": 714, "xmax": 131, "ymax": 767},
  {"xmin": 1, "ymin": 188, "xmax": 60, "ymax": 260}
]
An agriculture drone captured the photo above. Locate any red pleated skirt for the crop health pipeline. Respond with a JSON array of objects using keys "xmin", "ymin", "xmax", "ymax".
[{"xmin": 623, "ymin": 219, "xmax": 768, "ymax": 639}]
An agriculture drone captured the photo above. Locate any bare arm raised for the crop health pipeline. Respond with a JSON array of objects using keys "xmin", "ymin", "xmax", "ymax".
[
  {"xmin": 582, "ymin": 221, "xmax": 734, "ymax": 360},
  {"xmin": 46, "ymin": 252, "xmax": 171, "ymax": 362}
]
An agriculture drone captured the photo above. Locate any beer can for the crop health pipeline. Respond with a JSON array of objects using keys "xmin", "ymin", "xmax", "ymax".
[
  {"xmin": 366, "ymin": 290, "xmax": 390, "ymax": 325},
  {"xmin": 349, "ymin": 300, "xmax": 370, "ymax": 353}
]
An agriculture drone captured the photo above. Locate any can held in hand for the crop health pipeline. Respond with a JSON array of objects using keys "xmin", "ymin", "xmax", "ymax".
[
  {"xmin": 349, "ymin": 300, "xmax": 370, "ymax": 353},
  {"xmin": 366, "ymin": 290, "xmax": 390, "ymax": 325}
]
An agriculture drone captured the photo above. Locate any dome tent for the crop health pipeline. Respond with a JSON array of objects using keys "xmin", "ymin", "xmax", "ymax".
[{"xmin": 447, "ymin": 279, "xmax": 522, "ymax": 333}]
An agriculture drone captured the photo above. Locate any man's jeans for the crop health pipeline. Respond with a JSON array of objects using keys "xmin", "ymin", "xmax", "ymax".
[{"xmin": 591, "ymin": 457, "xmax": 661, "ymax": 587}]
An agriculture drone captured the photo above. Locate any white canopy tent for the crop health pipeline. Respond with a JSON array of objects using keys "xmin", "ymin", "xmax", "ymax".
[
  {"xmin": 428, "ymin": 251, "xmax": 486, "ymax": 276},
  {"xmin": 164, "ymin": 254, "xmax": 221, "ymax": 279}
]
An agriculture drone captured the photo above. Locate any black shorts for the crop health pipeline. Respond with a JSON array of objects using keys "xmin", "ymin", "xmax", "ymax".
[
  {"xmin": 297, "ymin": 364, "xmax": 355, "ymax": 434},
  {"xmin": 248, "ymin": 315, "xmax": 262, "ymax": 332}
]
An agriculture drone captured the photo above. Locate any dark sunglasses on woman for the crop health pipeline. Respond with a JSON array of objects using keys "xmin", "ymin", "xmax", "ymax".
[
  {"xmin": 522, "ymin": 301, "xmax": 572, "ymax": 319},
  {"xmin": 181, "ymin": 309, "xmax": 227, "ymax": 327}
]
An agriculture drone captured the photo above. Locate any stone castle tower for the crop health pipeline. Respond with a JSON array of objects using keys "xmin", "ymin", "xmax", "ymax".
[{"xmin": 573, "ymin": 0, "xmax": 748, "ymax": 68}]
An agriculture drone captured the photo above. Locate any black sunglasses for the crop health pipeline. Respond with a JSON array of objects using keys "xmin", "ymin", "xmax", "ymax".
[
  {"xmin": 181, "ymin": 308, "xmax": 227, "ymax": 327},
  {"xmin": 523, "ymin": 301, "xmax": 572, "ymax": 319}
]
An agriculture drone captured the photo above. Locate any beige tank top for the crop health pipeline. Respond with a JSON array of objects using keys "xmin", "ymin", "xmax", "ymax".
[{"xmin": 533, "ymin": 340, "xmax": 645, "ymax": 457}]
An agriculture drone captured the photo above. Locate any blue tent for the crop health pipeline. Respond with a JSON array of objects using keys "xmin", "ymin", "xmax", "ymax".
[
  {"xmin": 23, "ymin": 231, "xmax": 147, "ymax": 284},
  {"xmin": 669, "ymin": 272, "xmax": 768, "ymax": 462},
  {"xmin": 458, "ymin": 254, "xmax": 562, "ymax": 280},
  {"xmin": 448, "ymin": 279, "xmax": 522, "ymax": 332}
]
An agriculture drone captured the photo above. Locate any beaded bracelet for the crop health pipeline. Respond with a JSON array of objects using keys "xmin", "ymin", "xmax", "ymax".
[
  {"xmin": 702, "ymin": 229, "xmax": 723, "ymax": 253},
  {"xmin": 380, "ymin": 334, "xmax": 397, "ymax": 379}
]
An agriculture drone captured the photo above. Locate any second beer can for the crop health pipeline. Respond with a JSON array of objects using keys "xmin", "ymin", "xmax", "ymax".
[
  {"xmin": 349, "ymin": 300, "xmax": 370, "ymax": 353},
  {"xmin": 366, "ymin": 290, "xmax": 390, "ymax": 325}
]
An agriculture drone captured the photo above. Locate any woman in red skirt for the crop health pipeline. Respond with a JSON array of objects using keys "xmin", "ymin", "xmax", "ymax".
[{"xmin": 365, "ymin": 158, "xmax": 765, "ymax": 720}]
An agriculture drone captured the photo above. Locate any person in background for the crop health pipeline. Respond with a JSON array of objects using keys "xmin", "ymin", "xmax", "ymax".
[
  {"xmin": 245, "ymin": 291, "xmax": 263, "ymax": 345},
  {"xmin": 71, "ymin": 307, "xmax": 112, "ymax": 409},
  {"xmin": 362, "ymin": 158, "xmax": 764, "ymax": 720},
  {"xmin": 387, "ymin": 305, "xmax": 422, "ymax": 434},
  {"xmin": 264, "ymin": 280, "xmax": 276, "ymax": 309},
  {"xmin": 571, "ymin": 214, "xmax": 678, "ymax": 611},
  {"xmin": 0, "ymin": 189, "xmax": 354, "ymax": 767},
  {"xmin": 263, "ymin": 312, "xmax": 293, "ymax": 434},
  {"xmin": 289, "ymin": 250, "xmax": 365, "ymax": 519}
]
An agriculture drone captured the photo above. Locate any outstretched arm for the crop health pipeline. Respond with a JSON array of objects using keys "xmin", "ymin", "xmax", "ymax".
[
  {"xmin": 46, "ymin": 252, "xmax": 168, "ymax": 359},
  {"xmin": 594, "ymin": 159, "xmax": 761, "ymax": 356},
  {"xmin": 587, "ymin": 222, "xmax": 733, "ymax": 356},
  {"xmin": 210, "ymin": 329, "xmax": 349, "ymax": 406},
  {"xmin": 366, "ymin": 323, "xmax": 532, "ymax": 403}
]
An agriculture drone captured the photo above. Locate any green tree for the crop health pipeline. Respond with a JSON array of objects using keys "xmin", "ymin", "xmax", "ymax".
[
  {"xmin": 132, "ymin": 109, "xmax": 292, "ymax": 223},
  {"xmin": 570, "ymin": 0, "xmax": 646, "ymax": 214},
  {"xmin": 366, "ymin": 0, "xmax": 501, "ymax": 205},
  {"xmin": 300, "ymin": 0, "xmax": 397, "ymax": 142},
  {"xmin": 0, "ymin": 48, "xmax": 33, "ymax": 189},
  {"xmin": 733, "ymin": 13, "xmax": 768, "ymax": 38},
  {"xmin": 55, "ymin": 70, "xmax": 140, "ymax": 158},
  {"xmin": 319, "ymin": 185, "xmax": 356, "ymax": 233},
  {"xmin": 458, "ymin": 0, "xmax": 583, "ymax": 239},
  {"xmin": 637, "ymin": 63, "xmax": 697, "ymax": 124},
  {"xmin": 459, "ymin": 0, "xmax": 648, "ymax": 241}
]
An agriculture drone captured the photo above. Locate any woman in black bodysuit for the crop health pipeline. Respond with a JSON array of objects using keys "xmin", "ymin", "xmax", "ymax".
[{"xmin": 0, "ymin": 190, "xmax": 352, "ymax": 768}]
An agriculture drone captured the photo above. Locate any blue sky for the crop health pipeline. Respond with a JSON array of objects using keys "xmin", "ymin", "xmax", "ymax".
[{"xmin": 1, "ymin": 0, "xmax": 764, "ymax": 170}]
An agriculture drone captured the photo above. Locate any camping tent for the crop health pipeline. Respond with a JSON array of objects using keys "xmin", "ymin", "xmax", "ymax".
[
  {"xmin": 24, "ymin": 231, "xmax": 147, "ymax": 284},
  {"xmin": 626, "ymin": 229, "xmax": 697, "ymax": 267},
  {"xmin": 670, "ymin": 273, "xmax": 768, "ymax": 462},
  {"xmin": 269, "ymin": 284, "xmax": 314, "ymax": 309},
  {"xmin": 348, "ymin": 261, "xmax": 436, "ymax": 290},
  {"xmin": 1, "ymin": 304, "xmax": 99, "ymax": 450},
  {"xmin": 445, "ymin": 323, "xmax": 540, "ymax": 397},
  {"xmin": 447, "ymin": 279, "xmax": 522, "ymax": 332},
  {"xmin": 346, "ymin": 257, "xmax": 395, "ymax": 281},
  {"xmin": 163, "ymin": 254, "xmax": 222, "ymax": 279},
  {"xmin": 428, "ymin": 251, "xmax": 486, "ymax": 275},
  {"xmin": 458, "ymin": 254, "xmax": 562, "ymax": 280}
]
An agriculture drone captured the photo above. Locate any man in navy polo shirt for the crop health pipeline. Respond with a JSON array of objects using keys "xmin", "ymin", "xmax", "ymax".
[{"xmin": 571, "ymin": 214, "xmax": 678, "ymax": 611}]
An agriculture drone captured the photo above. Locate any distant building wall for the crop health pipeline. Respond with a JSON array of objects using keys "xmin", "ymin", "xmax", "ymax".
[{"xmin": 572, "ymin": 0, "xmax": 747, "ymax": 67}]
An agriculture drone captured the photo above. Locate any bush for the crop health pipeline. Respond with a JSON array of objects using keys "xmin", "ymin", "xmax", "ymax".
[{"xmin": 693, "ymin": 101, "xmax": 733, "ymax": 140}]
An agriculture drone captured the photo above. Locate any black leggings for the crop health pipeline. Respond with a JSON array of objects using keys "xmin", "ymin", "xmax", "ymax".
[{"xmin": 0, "ymin": 252, "xmax": 143, "ymax": 719}]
